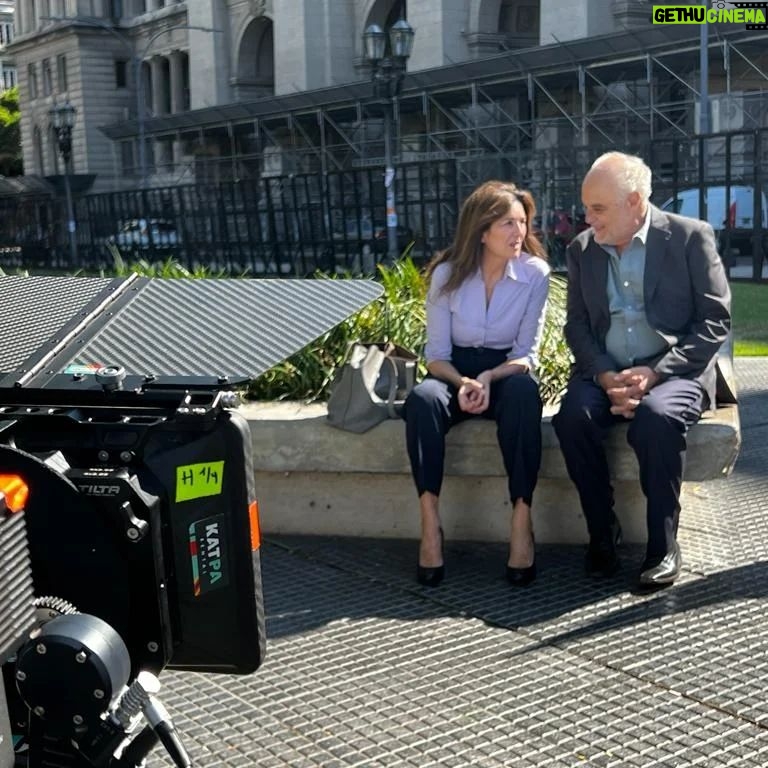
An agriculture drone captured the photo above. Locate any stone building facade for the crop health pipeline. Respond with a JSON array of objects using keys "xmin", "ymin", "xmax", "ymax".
[
  {"xmin": 10, "ymin": 0, "xmax": 768, "ymax": 190},
  {"xmin": 6, "ymin": 0, "xmax": 657, "ymax": 190}
]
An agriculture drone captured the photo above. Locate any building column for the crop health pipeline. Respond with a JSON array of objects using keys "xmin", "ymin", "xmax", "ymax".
[
  {"xmin": 187, "ymin": 0, "xmax": 232, "ymax": 107},
  {"xmin": 148, "ymin": 55, "xmax": 167, "ymax": 178},
  {"xmin": 149, "ymin": 55, "xmax": 168, "ymax": 116},
  {"xmin": 16, "ymin": 0, "xmax": 26, "ymax": 35},
  {"xmin": 139, "ymin": 59, "xmax": 152, "ymax": 115},
  {"xmin": 169, "ymin": 50, "xmax": 185, "ymax": 114}
]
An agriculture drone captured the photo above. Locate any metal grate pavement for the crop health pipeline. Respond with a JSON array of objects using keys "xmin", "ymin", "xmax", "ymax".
[{"xmin": 148, "ymin": 358, "xmax": 768, "ymax": 767}]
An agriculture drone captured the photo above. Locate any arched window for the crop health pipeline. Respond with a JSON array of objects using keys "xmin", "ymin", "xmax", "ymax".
[{"xmin": 234, "ymin": 16, "xmax": 275, "ymax": 101}]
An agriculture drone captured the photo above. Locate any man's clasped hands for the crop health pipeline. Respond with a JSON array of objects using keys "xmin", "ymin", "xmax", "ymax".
[{"xmin": 596, "ymin": 366, "xmax": 661, "ymax": 418}]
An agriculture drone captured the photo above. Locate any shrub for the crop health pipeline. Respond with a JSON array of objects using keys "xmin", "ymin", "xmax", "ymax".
[
  {"xmin": 536, "ymin": 274, "xmax": 572, "ymax": 405},
  {"xmin": 249, "ymin": 258, "xmax": 573, "ymax": 406},
  {"xmin": 106, "ymin": 246, "xmax": 229, "ymax": 279}
]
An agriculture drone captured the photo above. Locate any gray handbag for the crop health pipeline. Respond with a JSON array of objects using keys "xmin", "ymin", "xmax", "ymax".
[{"xmin": 326, "ymin": 342, "xmax": 418, "ymax": 433}]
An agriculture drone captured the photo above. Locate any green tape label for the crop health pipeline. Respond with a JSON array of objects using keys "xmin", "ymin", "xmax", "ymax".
[{"xmin": 176, "ymin": 461, "xmax": 225, "ymax": 502}]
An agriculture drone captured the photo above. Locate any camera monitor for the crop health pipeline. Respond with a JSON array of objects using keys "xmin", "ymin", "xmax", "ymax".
[{"xmin": 0, "ymin": 274, "xmax": 382, "ymax": 768}]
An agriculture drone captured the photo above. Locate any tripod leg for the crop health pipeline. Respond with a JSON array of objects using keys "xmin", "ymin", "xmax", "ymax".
[{"xmin": 113, "ymin": 726, "xmax": 159, "ymax": 768}]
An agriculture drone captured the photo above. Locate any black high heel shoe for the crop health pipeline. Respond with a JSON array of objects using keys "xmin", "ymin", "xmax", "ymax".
[
  {"xmin": 417, "ymin": 527, "xmax": 445, "ymax": 587},
  {"xmin": 506, "ymin": 535, "xmax": 536, "ymax": 587}
]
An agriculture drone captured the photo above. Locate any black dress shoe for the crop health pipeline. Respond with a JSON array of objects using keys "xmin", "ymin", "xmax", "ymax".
[
  {"xmin": 507, "ymin": 533, "xmax": 537, "ymax": 586},
  {"xmin": 416, "ymin": 563, "xmax": 444, "ymax": 587},
  {"xmin": 638, "ymin": 542, "xmax": 682, "ymax": 588},
  {"xmin": 506, "ymin": 561, "xmax": 536, "ymax": 587},
  {"xmin": 585, "ymin": 520, "xmax": 622, "ymax": 578},
  {"xmin": 417, "ymin": 527, "xmax": 445, "ymax": 587}
]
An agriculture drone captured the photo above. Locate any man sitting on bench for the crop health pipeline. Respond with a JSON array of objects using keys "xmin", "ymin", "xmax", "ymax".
[{"xmin": 552, "ymin": 151, "xmax": 732, "ymax": 590}]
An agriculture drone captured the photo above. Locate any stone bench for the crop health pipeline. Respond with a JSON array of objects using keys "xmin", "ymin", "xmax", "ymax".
[{"xmin": 240, "ymin": 402, "xmax": 741, "ymax": 544}]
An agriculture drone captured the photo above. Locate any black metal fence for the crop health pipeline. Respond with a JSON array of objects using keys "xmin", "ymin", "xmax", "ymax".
[
  {"xmin": 466, "ymin": 128, "xmax": 768, "ymax": 277},
  {"xmin": 0, "ymin": 160, "xmax": 460, "ymax": 275},
  {"xmin": 1, "ymin": 129, "xmax": 766, "ymax": 279}
]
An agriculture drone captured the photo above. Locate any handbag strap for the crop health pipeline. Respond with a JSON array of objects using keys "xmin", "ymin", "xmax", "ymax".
[
  {"xmin": 403, "ymin": 359, "xmax": 416, "ymax": 392},
  {"xmin": 384, "ymin": 357, "xmax": 399, "ymax": 419}
]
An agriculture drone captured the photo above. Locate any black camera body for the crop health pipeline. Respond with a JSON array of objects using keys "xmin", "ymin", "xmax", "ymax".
[{"xmin": 0, "ymin": 385, "xmax": 265, "ymax": 677}]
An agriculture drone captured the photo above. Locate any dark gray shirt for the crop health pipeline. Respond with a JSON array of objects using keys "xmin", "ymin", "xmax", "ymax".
[{"xmin": 603, "ymin": 212, "xmax": 668, "ymax": 368}]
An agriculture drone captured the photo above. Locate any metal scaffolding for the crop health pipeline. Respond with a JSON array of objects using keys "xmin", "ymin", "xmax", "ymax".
[{"xmin": 100, "ymin": 23, "xmax": 768, "ymax": 195}]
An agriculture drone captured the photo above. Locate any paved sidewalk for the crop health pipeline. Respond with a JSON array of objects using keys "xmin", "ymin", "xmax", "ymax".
[
  {"xmin": 727, "ymin": 257, "xmax": 767, "ymax": 280},
  {"xmin": 150, "ymin": 358, "xmax": 768, "ymax": 768}
]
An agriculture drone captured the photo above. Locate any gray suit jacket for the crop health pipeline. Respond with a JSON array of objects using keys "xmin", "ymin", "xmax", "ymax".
[{"xmin": 563, "ymin": 205, "xmax": 734, "ymax": 407}]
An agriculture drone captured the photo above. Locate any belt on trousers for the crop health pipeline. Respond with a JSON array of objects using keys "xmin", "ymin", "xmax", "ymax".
[{"xmin": 452, "ymin": 346, "xmax": 512, "ymax": 355}]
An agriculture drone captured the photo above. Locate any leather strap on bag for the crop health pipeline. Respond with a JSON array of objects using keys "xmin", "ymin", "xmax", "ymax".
[{"xmin": 384, "ymin": 357, "xmax": 400, "ymax": 419}]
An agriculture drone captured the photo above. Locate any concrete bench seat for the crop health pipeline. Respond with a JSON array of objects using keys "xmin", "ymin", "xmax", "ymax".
[{"xmin": 241, "ymin": 402, "xmax": 741, "ymax": 544}]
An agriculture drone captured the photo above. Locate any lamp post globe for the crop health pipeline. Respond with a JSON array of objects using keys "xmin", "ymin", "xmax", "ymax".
[
  {"xmin": 389, "ymin": 19, "xmax": 414, "ymax": 60},
  {"xmin": 53, "ymin": 100, "xmax": 76, "ymax": 129},
  {"xmin": 49, "ymin": 100, "xmax": 76, "ymax": 160},
  {"xmin": 363, "ymin": 24, "xmax": 386, "ymax": 62}
]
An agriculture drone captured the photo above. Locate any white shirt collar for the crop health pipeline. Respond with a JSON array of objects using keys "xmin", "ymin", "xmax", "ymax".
[
  {"xmin": 633, "ymin": 207, "xmax": 651, "ymax": 245},
  {"xmin": 474, "ymin": 255, "xmax": 532, "ymax": 284},
  {"xmin": 504, "ymin": 254, "xmax": 531, "ymax": 283}
]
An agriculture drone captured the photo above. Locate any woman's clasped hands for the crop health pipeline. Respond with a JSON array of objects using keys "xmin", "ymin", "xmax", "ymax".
[{"xmin": 458, "ymin": 370, "xmax": 493, "ymax": 414}]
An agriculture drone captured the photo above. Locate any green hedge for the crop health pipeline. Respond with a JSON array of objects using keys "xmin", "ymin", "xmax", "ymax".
[{"xmin": 248, "ymin": 258, "xmax": 573, "ymax": 406}]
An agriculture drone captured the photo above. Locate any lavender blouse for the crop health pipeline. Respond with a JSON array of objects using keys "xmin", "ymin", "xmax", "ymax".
[{"xmin": 424, "ymin": 254, "xmax": 550, "ymax": 372}]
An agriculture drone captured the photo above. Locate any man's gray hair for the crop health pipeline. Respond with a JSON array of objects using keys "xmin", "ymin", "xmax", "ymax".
[{"xmin": 589, "ymin": 151, "xmax": 652, "ymax": 201}]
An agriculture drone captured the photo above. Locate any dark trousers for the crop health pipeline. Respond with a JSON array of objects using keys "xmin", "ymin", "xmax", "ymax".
[
  {"xmin": 403, "ymin": 346, "xmax": 543, "ymax": 505},
  {"xmin": 551, "ymin": 377, "xmax": 708, "ymax": 558}
]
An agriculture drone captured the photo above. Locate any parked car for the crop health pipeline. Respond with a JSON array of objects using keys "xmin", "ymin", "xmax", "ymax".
[
  {"xmin": 108, "ymin": 218, "xmax": 180, "ymax": 251},
  {"xmin": 659, "ymin": 186, "xmax": 768, "ymax": 259}
]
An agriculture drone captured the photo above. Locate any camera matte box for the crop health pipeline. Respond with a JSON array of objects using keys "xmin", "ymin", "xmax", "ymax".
[
  {"xmin": 0, "ymin": 273, "xmax": 382, "ymax": 677},
  {"xmin": 144, "ymin": 408, "xmax": 266, "ymax": 673}
]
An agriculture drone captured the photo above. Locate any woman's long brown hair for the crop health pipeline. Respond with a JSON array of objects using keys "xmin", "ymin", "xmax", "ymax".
[{"xmin": 426, "ymin": 180, "xmax": 547, "ymax": 294}]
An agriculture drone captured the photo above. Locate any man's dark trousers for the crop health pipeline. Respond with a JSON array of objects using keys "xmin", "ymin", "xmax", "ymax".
[{"xmin": 552, "ymin": 377, "xmax": 708, "ymax": 559}]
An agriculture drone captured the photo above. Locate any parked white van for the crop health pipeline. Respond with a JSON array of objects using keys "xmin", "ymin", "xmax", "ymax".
[{"xmin": 660, "ymin": 186, "xmax": 768, "ymax": 258}]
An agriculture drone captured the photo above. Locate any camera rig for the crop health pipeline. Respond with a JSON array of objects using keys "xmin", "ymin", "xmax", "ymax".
[{"xmin": 0, "ymin": 274, "xmax": 382, "ymax": 768}]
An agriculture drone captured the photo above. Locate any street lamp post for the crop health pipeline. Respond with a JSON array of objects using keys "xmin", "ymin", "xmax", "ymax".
[
  {"xmin": 49, "ymin": 100, "xmax": 78, "ymax": 267},
  {"xmin": 363, "ymin": 19, "xmax": 415, "ymax": 263},
  {"xmin": 699, "ymin": 22, "xmax": 710, "ymax": 134}
]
